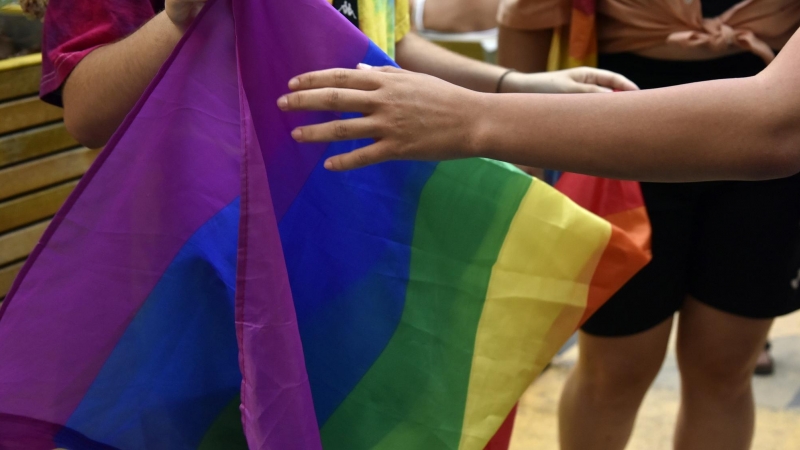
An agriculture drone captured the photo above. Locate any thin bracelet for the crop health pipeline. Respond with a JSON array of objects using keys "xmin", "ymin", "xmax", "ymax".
[{"xmin": 496, "ymin": 69, "xmax": 517, "ymax": 93}]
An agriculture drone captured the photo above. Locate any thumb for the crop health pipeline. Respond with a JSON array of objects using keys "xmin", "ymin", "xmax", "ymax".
[{"xmin": 357, "ymin": 63, "xmax": 407, "ymax": 74}]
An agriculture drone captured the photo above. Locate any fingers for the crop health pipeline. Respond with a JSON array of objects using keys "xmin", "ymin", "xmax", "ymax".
[
  {"xmin": 358, "ymin": 64, "xmax": 408, "ymax": 74},
  {"xmin": 279, "ymin": 88, "xmax": 377, "ymax": 113},
  {"xmin": 291, "ymin": 117, "xmax": 379, "ymax": 142},
  {"xmin": 289, "ymin": 68, "xmax": 384, "ymax": 92},
  {"xmin": 324, "ymin": 142, "xmax": 391, "ymax": 171},
  {"xmin": 288, "ymin": 65, "xmax": 410, "ymax": 91},
  {"xmin": 583, "ymin": 68, "xmax": 639, "ymax": 91}
]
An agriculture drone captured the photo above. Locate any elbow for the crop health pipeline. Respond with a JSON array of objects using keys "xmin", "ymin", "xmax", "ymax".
[
  {"xmin": 741, "ymin": 124, "xmax": 800, "ymax": 181},
  {"xmin": 747, "ymin": 148, "xmax": 800, "ymax": 181},
  {"xmin": 753, "ymin": 105, "xmax": 800, "ymax": 180},
  {"xmin": 741, "ymin": 75, "xmax": 800, "ymax": 180},
  {"xmin": 760, "ymin": 135, "xmax": 800, "ymax": 179},
  {"xmin": 63, "ymin": 107, "xmax": 112, "ymax": 149}
]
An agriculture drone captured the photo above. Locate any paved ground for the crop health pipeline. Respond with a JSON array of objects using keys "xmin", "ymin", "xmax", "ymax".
[{"xmin": 510, "ymin": 310, "xmax": 800, "ymax": 449}]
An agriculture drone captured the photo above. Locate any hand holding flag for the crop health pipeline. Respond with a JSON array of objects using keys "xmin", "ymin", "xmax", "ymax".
[{"xmin": 280, "ymin": 65, "xmax": 485, "ymax": 171}]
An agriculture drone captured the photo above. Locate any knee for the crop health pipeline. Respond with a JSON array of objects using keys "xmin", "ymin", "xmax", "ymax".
[
  {"xmin": 678, "ymin": 348, "xmax": 754, "ymax": 398},
  {"xmin": 573, "ymin": 352, "xmax": 663, "ymax": 403}
]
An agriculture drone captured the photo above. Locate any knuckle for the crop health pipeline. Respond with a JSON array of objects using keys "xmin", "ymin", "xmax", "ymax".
[
  {"xmin": 355, "ymin": 151, "xmax": 370, "ymax": 167},
  {"xmin": 334, "ymin": 122, "xmax": 349, "ymax": 139},
  {"xmin": 333, "ymin": 69, "xmax": 349, "ymax": 86},
  {"xmin": 325, "ymin": 89, "xmax": 340, "ymax": 107},
  {"xmin": 300, "ymin": 73, "xmax": 313, "ymax": 88},
  {"xmin": 288, "ymin": 92, "xmax": 303, "ymax": 107}
]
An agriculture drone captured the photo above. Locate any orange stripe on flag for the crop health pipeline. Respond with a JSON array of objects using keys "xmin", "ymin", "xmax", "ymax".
[
  {"xmin": 604, "ymin": 206, "xmax": 651, "ymax": 255},
  {"xmin": 579, "ymin": 222, "xmax": 651, "ymax": 326},
  {"xmin": 568, "ymin": 9, "xmax": 596, "ymax": 62}
]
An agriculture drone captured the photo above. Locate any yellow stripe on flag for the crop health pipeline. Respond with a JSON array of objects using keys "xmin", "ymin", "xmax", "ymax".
[{"xmin": 458, "ymin": 180, "xmax": 612, "ymax": 450}]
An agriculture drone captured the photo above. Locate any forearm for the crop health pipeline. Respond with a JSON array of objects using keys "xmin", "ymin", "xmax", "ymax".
[
  {"xmin": 497, "ymin": 26, "xmax": 551, "ymax": 73},
  {"xmin": 62, "ymin": 12, "xmax": 184, "ymax": 148},
  {"xmin": 395, "ymin": 32, "xmax": 506, "ymax": 93},
  {"xmin": 477, "ymin": 73, "xmax": 800, "ymax": 181}
]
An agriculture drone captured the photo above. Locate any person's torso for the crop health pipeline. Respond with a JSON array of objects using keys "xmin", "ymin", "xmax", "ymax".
[{"xmin": 598, "ymin": 0, "xmax": 768, "ymax": 88}]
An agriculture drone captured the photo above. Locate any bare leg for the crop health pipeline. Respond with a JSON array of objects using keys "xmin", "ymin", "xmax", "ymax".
[
  {"xmin": 559, "ymin": 317, "xmax": 673, "ymax": 450},
  {"xmin": 674, "ymin": 297, "xmax": 772, "ymax": 450}
]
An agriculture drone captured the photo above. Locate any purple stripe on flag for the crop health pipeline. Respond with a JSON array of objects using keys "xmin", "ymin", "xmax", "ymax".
[
  {"xmin": 0, "ymin": 0, "xmax": 240, "ymax": 427},
  {"xmin": 232, "ymin": 0, "xmax": 370, "ymax": 222},
  {"xmin": 235, "ymin": 83, "xmax": 322, "ymax": 449}
]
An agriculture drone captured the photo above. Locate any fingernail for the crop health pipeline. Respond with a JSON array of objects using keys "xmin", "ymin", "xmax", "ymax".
[
  {"xmin": 291, "ymin": 128, "xmax": 303, "ymax": 141},
  {"xmin": 277, "ymin": 96, "xmax": 288, "ymax": 109},
  {"xmin": 324, "ymin": 158, "xmax": 334, "ymax": 170},
  {"xmin": 357, "ymin": 63, "xmax": 373, "ymax": 70},
  {"xmin": 288, "ymin": 78, "xmax": 299, "ymax": 89}
]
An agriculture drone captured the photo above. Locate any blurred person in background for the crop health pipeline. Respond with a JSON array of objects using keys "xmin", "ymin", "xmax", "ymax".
[
  {"xmin": 473, "ymin": 1, "xmax": 800, "ymax": 449},
  {"xmin": 410, "ymin": 0, "xmax": 499, "ymax": 33}
]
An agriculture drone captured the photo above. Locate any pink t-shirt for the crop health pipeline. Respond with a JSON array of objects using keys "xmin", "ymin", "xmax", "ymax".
[{"xmin": 40, "ymin": 0, "xmax": 163, "ymax": 106}]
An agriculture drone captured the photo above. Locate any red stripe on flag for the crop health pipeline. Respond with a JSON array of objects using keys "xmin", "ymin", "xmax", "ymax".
[{"xmin": 485, "ymin": 404, "xmax": 517, "ymax": 450}]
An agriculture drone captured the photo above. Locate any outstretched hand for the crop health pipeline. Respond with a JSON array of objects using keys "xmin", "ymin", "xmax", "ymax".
[
  {"xmin": 501, "ymin": 67, "xmax": 638, "ymax": 94},
  {"xmin": 278, "ymin": 65, "xmax": 485, "ymax": 171}
]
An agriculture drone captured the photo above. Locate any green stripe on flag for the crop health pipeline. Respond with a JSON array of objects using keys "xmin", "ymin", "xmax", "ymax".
[
  {"xmin": 320, "ymin": 159, "xmax": 533, "ymax": 449},
  {"xmin": 198, "ymin": 395, "xmax": 248, "ymax": 449}
]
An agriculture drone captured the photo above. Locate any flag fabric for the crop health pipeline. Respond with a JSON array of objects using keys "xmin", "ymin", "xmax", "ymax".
[
  {"xmin": 554, "ymin": 173, "xmax": 652, "ymax": 320},
  {"xmin": 547, "ymin": 0, "xmax": 597, "ymax": 70},
  {"xmin": 0, "ymin": 0, "xmax": 649, "ymax": 448},
  {"xmin": 484, "ymin": 174, "xmax": 651, "ymax": 449}
]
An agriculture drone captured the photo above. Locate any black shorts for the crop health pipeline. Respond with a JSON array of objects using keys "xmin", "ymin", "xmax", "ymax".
[{"xmin": 583, "ymin": 52, "xmax": 800, "ymax": 337}]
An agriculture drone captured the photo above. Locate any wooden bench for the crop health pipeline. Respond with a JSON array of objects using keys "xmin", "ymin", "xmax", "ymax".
[{"xmin": 0, "ymin": 53, "xmax": 99, "ymax": 300}]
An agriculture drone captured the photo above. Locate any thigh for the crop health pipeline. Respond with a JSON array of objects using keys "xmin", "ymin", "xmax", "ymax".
[
  {"xmin": 582, "ymin": 182, "xmax": 693, "ymax": 337},
  {"xmin": 677, "ymin": 297, "xmax": 772, "ymax": 378},
  {"xmin": 577, "ymin": 316, "xmax": 674, "ymax": 385},
  {"xmin": 690, "ymin": 174, "xmax": 800, "ymax": 318}
]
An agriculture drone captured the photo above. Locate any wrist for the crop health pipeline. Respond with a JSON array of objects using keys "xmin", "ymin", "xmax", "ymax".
[
  {"xmin": 466, "ymin": 92, "xmax": 495, "ymax": 158},
  {"xmin": 157, "ymin": 11, "xmax": 190, "ymax": 38},
  {"xmin": 163, "ymin": 8, "xmax": 195, "ymax": 34},
  {"xmin": 501, "ymin": 71, "xmax": 549, "ymax": 94},
  {"xmin": 496, "ymin": 69, "xmax": 517, "ymax": 93}
]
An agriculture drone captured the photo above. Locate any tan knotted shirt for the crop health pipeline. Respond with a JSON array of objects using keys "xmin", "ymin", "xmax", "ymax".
[{"xmin": 497, "ymin": 0, "xmax": 800, "ymax": 62}]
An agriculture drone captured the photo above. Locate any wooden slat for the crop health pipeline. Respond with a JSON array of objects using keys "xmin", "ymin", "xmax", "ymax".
[
  {"xmin": 0, "ymin": 4, "xmax": 25, "ymax": 16},
  {"xmin": 0, "ymin": 260, "xmax": 25, "ymax": 299},
  {"xmin": 0, "ymin": 122, "xmax": 77, "ymax": 168},
  {"xmin": 0, "ymin": 180, "xmax": 77, "ymax": 234},
  {"xmin": 0, "ymin": 54, "xmax": 39, "ymax": 72},
  {"xmin": 0, "ymin": 63, "xmax": 41, "ymax": 102},
  {"xmin": 0, "ymin": 220, "xmax": 49, "ymax": 266},
  {"xmin": 0, "ymin": 96, "xmax": 63, "ymax": 135},
  {"xmin": 0, "ymin": 147, "xmax": 99, "ymax": 200}
]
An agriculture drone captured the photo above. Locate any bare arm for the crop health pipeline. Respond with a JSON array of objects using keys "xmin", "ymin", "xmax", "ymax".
[
  {"xmin": 278, "ymin": 30, "xmax": 800, "ymax": 181},
  {"xmin": 62, "ymin": 1, "xmax": 205, "ymax": 148},
  {"xmin": 497, "ymin": 26, "xmax": 551, "ymax": 73},
  {"xmin": 395, "ymin": 32, "xmax": 637, "ymax": 94},
  {"xmin": 478, "ymin": 73, "xmax": 798, "ymax": 181},
  {"xmin": 395, "ymin": 31, "xmax": 507, "ymax": 92},
  {"xmin": 497, "ymin": 26, "xmax": 553, "ymax": 177}
]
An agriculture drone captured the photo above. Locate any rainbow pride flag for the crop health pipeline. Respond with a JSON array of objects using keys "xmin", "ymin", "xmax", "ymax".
[
  {"xmin": 547, "ymin": 0, "xmax": 598, "ymax": 70},
  {"xmin": 0, "ymin": 0, "xmax": 649, "ymax": 448}
]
